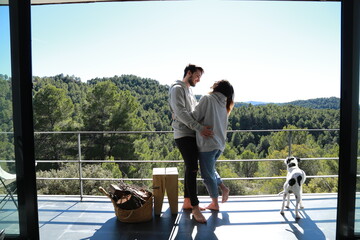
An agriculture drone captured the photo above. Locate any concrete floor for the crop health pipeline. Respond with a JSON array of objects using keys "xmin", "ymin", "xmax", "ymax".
[{"xmin": 0, "ymin": 193, "xmax": 338, "ymax": 240}]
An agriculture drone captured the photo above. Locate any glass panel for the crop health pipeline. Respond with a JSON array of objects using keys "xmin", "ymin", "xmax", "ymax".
[{"xmin": 0, "ymin": 2, "xmax": 20, "ymax": 236}]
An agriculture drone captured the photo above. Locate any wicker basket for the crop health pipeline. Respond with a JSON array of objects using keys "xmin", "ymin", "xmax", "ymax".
[{"xmin": 99, "ymin": 186, "xmax": 153, "ymax": 223}]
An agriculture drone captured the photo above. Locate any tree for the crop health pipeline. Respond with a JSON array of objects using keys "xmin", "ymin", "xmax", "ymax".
[
  {"xmin": 33, "ymin": 85, "xmax": 74, "ymax": 131},
  {"xmin": 82, "ymin": 81, "xmax": 145, "ymax": 161},
  {"xmin": 0, "ymin": 76, "xmax": 14, "ymax": 166},
  {"xmin": 238, "ymin": 150, "xmax": 258, "ymax": 178},
  {"xmin": 36, "ymin": 162, "xmax": 117, "ymax": 195},
  {"xmin": 33, "ymin": 85, "xmax": 75, "ymax": 170}
]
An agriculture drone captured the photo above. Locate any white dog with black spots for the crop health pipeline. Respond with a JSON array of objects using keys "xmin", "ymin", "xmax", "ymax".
[{"xmin": 280, "ymin": 156, "xmax": 306, "ymax": 219}]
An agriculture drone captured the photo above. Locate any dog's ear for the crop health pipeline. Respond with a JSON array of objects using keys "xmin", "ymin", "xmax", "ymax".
[
  {"xmin": 286, "ymin": 156, "xmax": 294, "ymax": 164},
  {"xmin": 296, "ymin": 157, "xmax": 301, "ymax": 163}
]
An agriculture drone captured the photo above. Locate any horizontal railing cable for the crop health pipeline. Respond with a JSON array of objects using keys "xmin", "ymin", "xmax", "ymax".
[
  {"xmin": 36, "ymin": 175, "xmax": 342, "ymax": 182},
  {"xmin": 0, "ymin": 157, "xmax": 342, "ymax": 164}
]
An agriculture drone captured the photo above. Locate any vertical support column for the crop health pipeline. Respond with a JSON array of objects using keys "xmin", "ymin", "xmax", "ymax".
[
  {"xmin": 9, "ymin": 0, "xmax": 39, "ymax": 239},
  {"xmin": 78, "ymin": 133, "xmax": 83, "ymax": 200},
  {"xmin": 288, "ymin": 131, "xmax": 292, "ymax": 157},
  {"xmin": 336, "ymin": 0, "xmax": 360, "ymax": 239}
]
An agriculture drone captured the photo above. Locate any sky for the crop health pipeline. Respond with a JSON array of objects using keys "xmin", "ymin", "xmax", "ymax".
[{"xmin": 0, "ymin": 1, "xmax": 341, "ymax": 103}]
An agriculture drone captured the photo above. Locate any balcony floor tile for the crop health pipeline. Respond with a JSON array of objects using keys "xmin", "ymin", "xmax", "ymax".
[
  {"xmin": 0, "ymin": 193, "xmax": 337, "ymax": 239},
  {"xmin": 37, "ymin": 193, "xmax": 337, "ymax": 240}
]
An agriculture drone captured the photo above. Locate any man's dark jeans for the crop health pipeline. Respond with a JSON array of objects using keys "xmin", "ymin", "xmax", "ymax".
[{"xmin": 175, "ymin": 136, "xmax": 199, "ymax": 206}]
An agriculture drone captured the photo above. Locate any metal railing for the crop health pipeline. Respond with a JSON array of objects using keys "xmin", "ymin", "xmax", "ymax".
[{"xmin": 1, "ymin": 129, "xmax": 341, "ymax": 199}]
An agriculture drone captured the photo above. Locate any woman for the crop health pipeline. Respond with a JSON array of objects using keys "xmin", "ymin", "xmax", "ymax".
[{"xmin": 192, "ymin": 80, "xmax": 234, "ymax": 211}]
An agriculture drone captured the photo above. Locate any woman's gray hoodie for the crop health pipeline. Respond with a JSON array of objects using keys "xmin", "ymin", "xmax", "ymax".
[
  {"xmin": 169, "ymin": 80, "xmax": 203, "ymax": 139},
  {"xmin": 192, "ymin": 92, "xmax": 228, "ymax": 152}
]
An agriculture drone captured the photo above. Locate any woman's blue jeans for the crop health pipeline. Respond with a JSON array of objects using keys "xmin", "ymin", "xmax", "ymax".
[{"xmin": 199, "ymin": 149, "xmax": 222, "ymax": 198}]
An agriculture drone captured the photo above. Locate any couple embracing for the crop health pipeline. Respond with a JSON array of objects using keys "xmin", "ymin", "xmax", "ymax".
[{"xmin": 169, "ymin": 64, "xmax": 234, "ymax": 223}]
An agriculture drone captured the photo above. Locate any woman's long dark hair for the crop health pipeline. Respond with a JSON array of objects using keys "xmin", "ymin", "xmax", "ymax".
[{"xmin": 211, "ymin": 80, "xmax": 234, "ymax": 114}]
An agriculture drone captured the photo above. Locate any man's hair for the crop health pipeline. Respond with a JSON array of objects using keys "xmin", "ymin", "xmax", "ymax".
[{"xmin": 183, "ymin": 64, "xmax": 204, "ymax": 78}]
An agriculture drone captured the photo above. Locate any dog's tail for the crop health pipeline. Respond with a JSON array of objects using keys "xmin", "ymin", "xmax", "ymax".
[{"xmin": 278, "ymin": 191, "xmax": 284, "ymax": 196}]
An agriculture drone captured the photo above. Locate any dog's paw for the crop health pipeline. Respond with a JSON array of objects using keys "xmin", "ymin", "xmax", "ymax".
[
  {"xmin": 280, "ymin": 211, "xmax": 284, "ymax": 215},
  {"xmin": 285, "ymin": 206, "xmax": 290, "ymax": 209},
  {"xmin": 295, "ymin": 215, "xmax": 301, "ymax": 219},
  {"xmin": 300, "ymin": 206, "xmax": 304, "ymax": 209}
]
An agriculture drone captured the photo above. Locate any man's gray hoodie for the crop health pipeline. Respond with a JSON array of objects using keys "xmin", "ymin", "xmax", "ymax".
[
  {"xmin": 169, "ymin": 80, "xmax": 203, "ymax": 139},
  {"xmin": 192, "ymin": 92, "xmax": 228, "ymax": 152}
]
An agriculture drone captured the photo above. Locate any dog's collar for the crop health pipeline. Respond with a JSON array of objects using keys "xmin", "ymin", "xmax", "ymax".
[{"xmin": 288, "ymin": 163, "xmax": 296, "ymax": 168}]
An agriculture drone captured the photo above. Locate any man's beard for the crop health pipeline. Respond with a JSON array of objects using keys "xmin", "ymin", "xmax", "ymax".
[{"xmin": 188, "ymin": 77, "xmax": 196, "ymax": 87}]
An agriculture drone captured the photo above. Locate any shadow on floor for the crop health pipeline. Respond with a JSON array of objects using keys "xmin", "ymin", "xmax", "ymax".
[
  {"xmin": 85, "ymin": 208, "xmax": 178, "ymax": 240},
  {"xmin": 281, "ymin": 208, "xmax": 328, "ymax": 240},
  {"xmin": 85, "ymin": 208, "xmax": 231, "ymax": 240},
  {"xmin": 171, "ymin": 210, "xmax": 230, "ymax": 240}
]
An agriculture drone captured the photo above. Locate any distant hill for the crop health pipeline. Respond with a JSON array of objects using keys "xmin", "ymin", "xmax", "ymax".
[
  {"xmin": 281, "ymin": 97, "xmax": 340, "ymax": 110},
  {"xmin": 234, "ymin": 97, "xmax": 340, "ymax": 110},
  {"xmin": 245, "ymin": 101, "xmax": 270, "ymax": 106}
]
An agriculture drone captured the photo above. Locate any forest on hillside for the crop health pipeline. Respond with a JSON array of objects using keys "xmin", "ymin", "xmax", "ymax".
[{"xmin": 0, "ymin": 74, "xmax": 341, "ymax": 196}]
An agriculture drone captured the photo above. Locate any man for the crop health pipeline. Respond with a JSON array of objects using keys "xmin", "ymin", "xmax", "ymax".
[{"xmin": 169, "ymin": 64, "xmax": 213, "ymax": 223}]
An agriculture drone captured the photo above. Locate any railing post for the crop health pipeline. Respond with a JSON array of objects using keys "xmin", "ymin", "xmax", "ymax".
[
  {"xmin": 288, "ymin": 131, "xmax": 292, "ymax": 157},
  {"xmin": 78, "ymin": 133, "xmax": 83, "ymax": 201}
]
